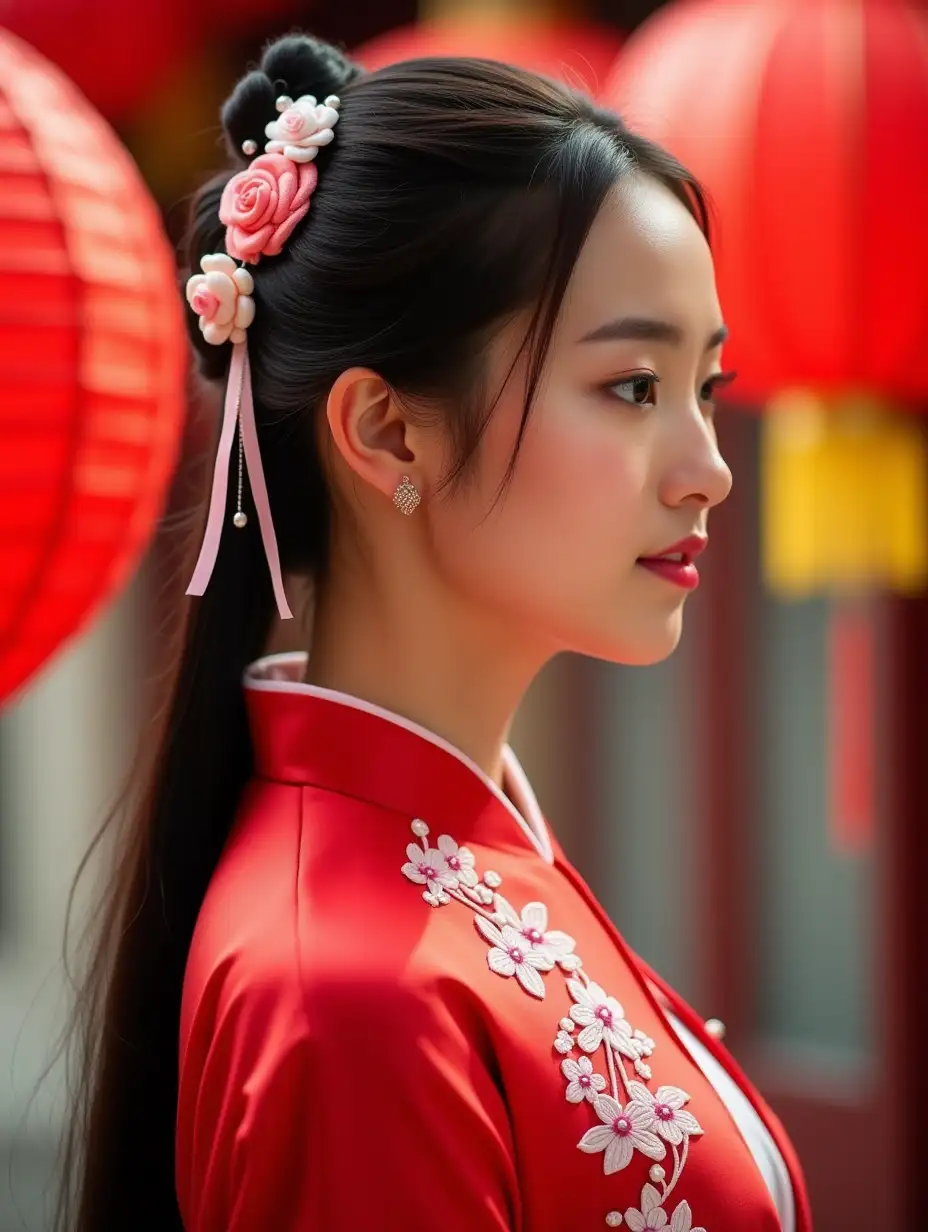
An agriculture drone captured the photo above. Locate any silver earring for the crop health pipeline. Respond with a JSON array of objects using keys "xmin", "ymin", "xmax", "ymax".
[{"xmin": 393, "ymin": 476, "xmax": 420, "ymax": 515}]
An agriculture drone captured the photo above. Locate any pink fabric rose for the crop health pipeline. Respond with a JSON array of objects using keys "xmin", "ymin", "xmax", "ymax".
[{"xmin": 219, "ymin": 153, "xmax": 318, "ymax": 263}]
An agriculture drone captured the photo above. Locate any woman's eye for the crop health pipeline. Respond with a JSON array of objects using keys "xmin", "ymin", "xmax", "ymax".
[
  {"xmin": 701, "ymin": 370, "xmax": 738, "ymax": 404},
  {"xmin": 609, "ymin": 375, "xmax": 657, "ymax": 408}
]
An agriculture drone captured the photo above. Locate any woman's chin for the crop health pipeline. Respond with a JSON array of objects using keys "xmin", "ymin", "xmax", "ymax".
[{"xmin": 579, "ymin": 608, "xmax": 685, "ymax": 667}]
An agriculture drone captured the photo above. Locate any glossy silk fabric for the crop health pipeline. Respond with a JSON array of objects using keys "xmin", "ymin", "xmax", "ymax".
[{"xmin": 176, "ymin": 654, "xmax": 812, "ymax": 1232}]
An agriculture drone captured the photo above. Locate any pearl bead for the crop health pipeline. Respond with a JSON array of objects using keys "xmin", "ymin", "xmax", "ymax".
[
  {"xmin": 232, "ymin": 511, "xmax": 248, "ymax": 528},
  {"xmin": 241, "ymin": 139, "xmax": 257, "ymax": 156},
  {"xmin": 411, "ymin": 819, "xmax": 430, "ymax": 838},
  {"xmin": 649, "ymin": 1164, "xmax": 666, "ymax": 1183},
  {"xmin": 324, "ymin": 94, "xmax": 340, "ymax": 108},
  {"xmin": 705, "ymin": 1017, "xmax": 727, "ymax": 1040},
  {"xmin": 276, "ymin": 95, "xmax": 293, "ymax": 113},
  {"xmin": 605, "ymin": 1214, "xmax": 623, "ymax": 1227}
]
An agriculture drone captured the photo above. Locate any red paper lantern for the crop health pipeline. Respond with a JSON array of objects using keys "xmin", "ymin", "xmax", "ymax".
[
  {"xmin": 0, "ymin": 31, "xmax": 187, "ymax": 706},
  {"xmin": 604, "ymin": 0, "xmax": 928, "ymax": 406},
  {"xmin": 355, "ymin": 17, "xmax": 623, "ymax": 97},
  {"xmin": 605, "ymin": 0, "xmax": 928, "ymax": 597}
]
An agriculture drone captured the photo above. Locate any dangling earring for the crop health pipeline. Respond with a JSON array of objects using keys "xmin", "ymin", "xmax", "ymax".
[{"xmin": 393, "ymin": 475, "xmax": 420, "ymax": 515}]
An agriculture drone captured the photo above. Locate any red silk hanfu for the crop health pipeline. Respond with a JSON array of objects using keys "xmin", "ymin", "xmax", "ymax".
[{"xmin": 176, "ymin": 655, "xmax": 813, "ymax": 1232}]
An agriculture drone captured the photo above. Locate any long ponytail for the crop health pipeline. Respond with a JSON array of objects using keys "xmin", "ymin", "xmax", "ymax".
[{"xmin": 56, "ymin": 174, "xmax": 280, "ymax": 1232}]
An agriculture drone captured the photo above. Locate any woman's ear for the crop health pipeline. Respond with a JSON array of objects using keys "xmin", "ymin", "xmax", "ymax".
[{"xmin": 325, "ymin": 367, "xmax": 419, "ymax": 502}]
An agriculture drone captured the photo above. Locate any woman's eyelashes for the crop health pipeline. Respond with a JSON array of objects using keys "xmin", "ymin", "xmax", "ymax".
[{"xmin": 604, "ymin": 369, "xmax": 738, "ymax": 410}]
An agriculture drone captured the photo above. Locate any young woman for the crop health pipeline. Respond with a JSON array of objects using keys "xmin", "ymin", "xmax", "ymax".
[{"xmin": 61, "ymin": 32, "xmax": 813, "ymax": 1232}]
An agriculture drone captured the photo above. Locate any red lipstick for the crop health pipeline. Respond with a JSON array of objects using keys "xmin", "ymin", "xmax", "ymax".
[{"xmin": 636, "ymin": 534, "xmax": 707, "ymax": 591}]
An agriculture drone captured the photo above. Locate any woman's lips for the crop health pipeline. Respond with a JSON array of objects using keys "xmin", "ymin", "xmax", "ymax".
[
  {"xmin": 636, "ymin": 535, "xmax": 707, "ymax": 591},
  {"xmin": 636, "ymin": 557, "xmax": 701, "ymax": 590}
]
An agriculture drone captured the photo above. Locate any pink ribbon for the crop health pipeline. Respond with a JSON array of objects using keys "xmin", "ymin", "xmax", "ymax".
[{"xmin": 186, "ymin": 340, "xmax": 293, "ymax": 619}]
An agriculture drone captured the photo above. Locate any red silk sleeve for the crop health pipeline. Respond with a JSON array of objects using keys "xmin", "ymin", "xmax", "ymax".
[{"xmin": 176, "ymin": 961, "xmax": 521, "ymax": 1230}]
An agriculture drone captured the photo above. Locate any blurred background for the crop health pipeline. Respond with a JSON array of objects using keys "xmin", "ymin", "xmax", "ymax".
[{"xmin": 1, "ymin": 0, "xmax": 926, "ymax": 1228}]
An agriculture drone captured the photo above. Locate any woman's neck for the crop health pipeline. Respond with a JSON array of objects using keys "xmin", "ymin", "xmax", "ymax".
[{"xmin": 303, "ymin": 561, "xmax": 547, "ymax": 785}]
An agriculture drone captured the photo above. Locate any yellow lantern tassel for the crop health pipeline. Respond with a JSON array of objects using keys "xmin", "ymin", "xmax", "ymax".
[{"xmin": 761, "ymin": 391, "xmax": 928, "ymax": 597}]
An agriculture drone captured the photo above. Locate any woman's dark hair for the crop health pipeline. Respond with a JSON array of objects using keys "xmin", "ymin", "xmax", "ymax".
[{"xmin": 56, "ymin": 32, "xmax": 709, "ymax": 1231}]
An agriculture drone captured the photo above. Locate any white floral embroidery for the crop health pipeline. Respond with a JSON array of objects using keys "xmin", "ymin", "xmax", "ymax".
[
  {"xmin": 626, "ymin": 1083, "xmax": 704, "ymax": 1147},
  {"xmin": 475, "ymin": 914, "xmax": 549, "ymax": 999},
  {"xmin": 401, "ymin": 842, "xmax": 457, "ymax": 898},
  {"xmin": 563, "ymin": 1055, "xmax": 607, "ymax": 1104},
  {"xmin": 568, "ymin": 979, "xmax": 638, "ymax": 1059},
  {"xmin": 554, "ymin": 1029, "xmax": 575, "ymax": 1054},
  {"xmin": 400, "ymin": 820, "xmax": 709, "ymax": 1227},
  {"xmin": 634, "ymin": 1029, "xmax": 656, "ymax": 1058},
  {"xmin": 437, "ymin": 834, "xmax": 479, "ymax": 887},
  {"xmin": 494, "ymin": 896, "xmax": 581, "ymax": 971},
  {"xmin": 578, "ymin": 1094, "xmax": 666, "ymax": 1174},
  {"xmin": 624, "ymin": 1185, "xmax": 706, "ymax": 1232}
]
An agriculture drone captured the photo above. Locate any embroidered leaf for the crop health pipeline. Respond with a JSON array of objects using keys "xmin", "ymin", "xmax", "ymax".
[{"xmin": 474, "ymin": 914, "xmax": 506, "ymax": 948}]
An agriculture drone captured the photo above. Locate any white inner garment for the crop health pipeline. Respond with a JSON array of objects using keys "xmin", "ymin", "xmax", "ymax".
[{"xmin": 668, "ymin": 1013, "xmax": 795, "ymax": 1232}]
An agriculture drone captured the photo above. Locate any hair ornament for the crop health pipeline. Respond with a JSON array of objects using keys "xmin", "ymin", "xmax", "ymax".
[
  {"xmin": 183, "ymin": 86, "xmax": 343, "ymax": 620},
  {"xmin": 264, "ymin": 93, "xmax": 341, "ymax": 163}
]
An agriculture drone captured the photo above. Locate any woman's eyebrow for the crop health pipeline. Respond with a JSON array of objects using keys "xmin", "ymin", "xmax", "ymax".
[{"xmin": 578, "ymin": 317, "xmax": 729, "ymax": 351}]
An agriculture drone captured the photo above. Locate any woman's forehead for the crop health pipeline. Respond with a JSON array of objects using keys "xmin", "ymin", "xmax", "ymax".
[{"xmin": 563, "ymin": 178, "xmax": 721, "ymax": 343}]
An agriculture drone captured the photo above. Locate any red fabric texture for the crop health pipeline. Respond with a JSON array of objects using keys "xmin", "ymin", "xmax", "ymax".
[{"xmin": 177, "ymin": 680, "xmax": 812, "ymax": 1231}]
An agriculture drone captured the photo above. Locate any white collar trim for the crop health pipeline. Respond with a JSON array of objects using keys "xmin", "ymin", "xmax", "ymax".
[{"xmin": 244, "ymin": 652, "xmax": 554, "ymax": 865}]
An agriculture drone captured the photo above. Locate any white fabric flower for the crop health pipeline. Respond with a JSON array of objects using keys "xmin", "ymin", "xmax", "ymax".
[
  {"xmin": 475, "ymin": 914, "xmax": 549, "ymax": 999},
  {"xmin": 264, "ymin": 94, "xmax": 340, "ymax": 163},
  {"xmin": 493, "ymin": 896, "xmax": 578, "ymax": 971},
  {"xmin": 561, "ymin": 1055, "xmax": 607, "ymax": 1104},
  {"xmin": 401, "ymin": 843, "xmax": 458, "ymax": 896},
  {"xmin": 568, "ymin": 979, "xmax": 637, "ymax": 1057},
  {"xmin": 578, "ymin": 1094, "xmax": 666, "ymax": 1174},
  {"xmin": 554, "ymin": 1030, "xmax": 575, "ymax": 1054},
  {"xmin": 185, "ymin": 254, "xmax": 255, "ymax": 345},
  {"xmin": 625, "ymin": 1189, "xmax": 705, "ymax": 1232},
  {"xmin": 626, "ymin": 1082, "xmax": 704, "ymax": 1146},
  {"xmin": 634, "ymin": 1029, "xmax": 656, "ymax": 1058},
  {"xmin": 624, "ymin": 1185, "xmax": 668, "ymax": 1231},
  {"xmin": 437, "ymin": 834, "xmax": 478, "ymax": 887}
]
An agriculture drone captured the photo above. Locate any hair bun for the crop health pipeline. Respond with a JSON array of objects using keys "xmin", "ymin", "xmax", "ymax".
[{"xmin": 222, "ymin": 34, "xmax": 363, "ymax": 161}]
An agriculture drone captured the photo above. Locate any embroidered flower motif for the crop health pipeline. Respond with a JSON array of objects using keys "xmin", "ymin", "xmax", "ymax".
[
  {"xmin": 623, "ymin": 1185, "xmax": 668, "ymax": 1231},
  {"xmin": 437, "ymin": 834, "xmax": 479, "ymax": 887},
  {"xmin": 398, "ymin": 818, "xmax": 708, "ymax": 1228},
  {"xmin": 554, "ymin": 1029, "xmax": 575, "ymax": 1055},
  {"xmin": 401, "ymin": 843, "xmax": 458, "ymax": 898},
  {"xmin": 626, "ymin": 1082, "xmax": 704, "ymax": 1146},
  {"xmin": 562, "ymin": 1055, "xmax": 607, "ymax": 1104},
  {"xmin": 634, "ymin": 1029, "xmax": 656, "ymax": 1058},
  {"xmin": 185, "ymin": 254, "xmax": 255, "ymax": 346},
  {"xmin": 494, "ymin": 896, "xmax": 579, "ymax": 971},
  {"xmin": 264, "ymin": 94, "xmax": 340, "ymax": 163},
  {"xmin": 578, "ymin": 1094, "xmax": 666, "ymax": 1174},
  {"xmin": 220, "ymin": 153, "xmax": 317, "ymax": 262},
  {"xmin": 624, "ymin": 1187, "xmax": 705, "ymax": 1232},
  {"xmin": 475, "ymin": 915, "xmax": 549, "ymax": 999},
  {"xmin": 568, "ymin": 979, "xmax": 637, "ymax": 1058}
]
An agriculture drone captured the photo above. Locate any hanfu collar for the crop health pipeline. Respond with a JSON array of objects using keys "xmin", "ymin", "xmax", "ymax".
[{"xmin": 244, "ymin": 652, "xmax": 554, "ymax": 864}]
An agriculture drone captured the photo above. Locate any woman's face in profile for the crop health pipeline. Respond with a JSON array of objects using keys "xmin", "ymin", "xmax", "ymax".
[{"xmin": 426, "ymin": 174, "xmax": 734, "ymax": 668}]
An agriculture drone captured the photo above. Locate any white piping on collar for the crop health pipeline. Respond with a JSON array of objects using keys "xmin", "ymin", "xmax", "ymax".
[{"xmin": 244, "ymin": 651, "xmax": 554, "ymax": 865}]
